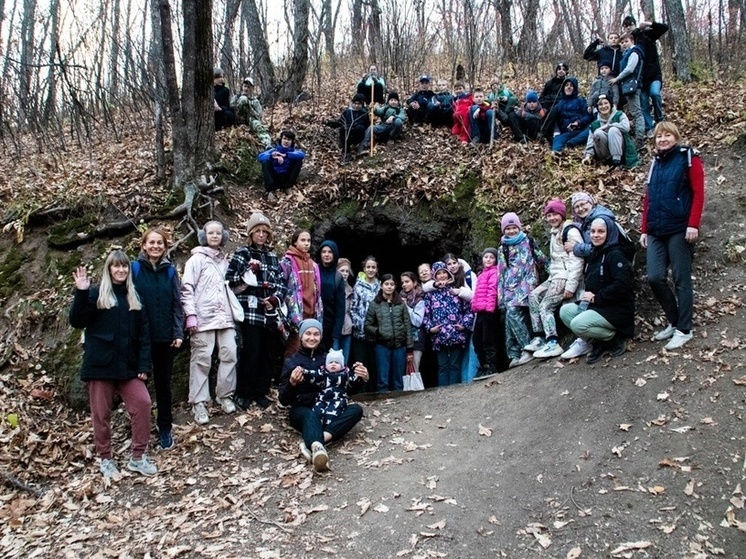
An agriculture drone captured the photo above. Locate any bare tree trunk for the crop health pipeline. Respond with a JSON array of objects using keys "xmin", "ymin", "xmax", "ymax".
[
  {"xmin": 157, "ymin": 0, "xmax": 214, "ymax": 199},
  {"xmin": 663, "ymin": 0, "xmax": 692, "ymax": 81},
  {"xmin": 242, "ymin": 0, "xmax": 277, "ymax": 103},
  {"xmin": 640, "ymin": 0, "xmax": 655, "ymax": 20},
  {"xmin": 351, "ymin": 0, "xmax": 364, "ymax": 58},
  {"xmin": 517, "ymin": 0, "xmax": 540, "ymax": 64},
  {"xmin": 614, "ymin": 0, "xmax": 631, "ymax": 29},
  {"xmin": 19, "ymin": 0, "xmax": 37, "ymax": 126},
  {"xmin": 369, "ymin": 0, "xmax": 382, "ymax": 64},
  {"xmin": 495, "ymin": 0, "xmax": 514, "ymax": 62},
  {"xmin": 109, "ymin": 0, "xmax": 121, "ymax": 97},
  {"xmin": 42, "ymin": 0, "xmax": 60, "ymax": 123},
  {"xmin": 280, "ymin": 0, "xmax": 310, "ymax": 102},
  {"xmin": 320, "ymin": 0, "xmax": 340, "ymax": 79},
  {"xmin": 219, "ymin": 0, "xmax": 242, "ymax": 83}
]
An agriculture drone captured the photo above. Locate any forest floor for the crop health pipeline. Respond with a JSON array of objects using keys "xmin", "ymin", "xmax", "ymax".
[{"xmin": 0, "ymin": 81, "xmax": 745, "ymax": 558}]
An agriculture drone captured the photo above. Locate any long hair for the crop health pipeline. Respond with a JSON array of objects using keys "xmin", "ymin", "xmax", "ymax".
[
  {"xmin": 443, "ymin": 253, "xmax": 466, "ymax": 288},
  {"xmin": 97, "ymin": 250, "xmax": 142, "ymax": 311},
  {"xmin": 374, "ymin": 273, "xmax": 403, "ymax": 304}
]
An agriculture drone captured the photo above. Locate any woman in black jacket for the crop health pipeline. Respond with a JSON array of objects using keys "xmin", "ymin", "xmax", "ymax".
[
  {"xmin": 279, "ymin": 319, "xmax": 368, "ymax": 472},
  {"xmin": 132, "ymin": 227, "xmax": 184, "ymax": 450},
  {"xmin": 69, "ymin": 251, "xmax": 156, "ymax": 480},
  {"xmin": 559, "ymin": 215, "xmax": 635, "ymax": 364}
]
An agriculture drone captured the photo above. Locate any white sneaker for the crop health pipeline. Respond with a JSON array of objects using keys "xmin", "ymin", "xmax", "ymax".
[
  {"xmin": 654, "ymin": 324, "xmax": 676, "ymax": 341},
  {"xmin": 193, "ymin": 402, "xmax": 209, "ymax": 425},
  {"xmin": 561, "ymin": 338, "xmax": 590, "ymax": 359},
  {"xmin": 534, "ymin": 340, "xmax": 564, "ymax": 359},
  {"xmin": 515, "ymin": 351, "xmax": 534, "ymax": 367},
  {"xmin": 523, "ymin": 337, "xmax": 545, "ymax": 352},
  {"xmin": 311, "ymin": 442, "xmax": 329, "ymax": 472},
  {"xmin": 508, "ymin": 357, "xmax": 520, "ymax": 369},
  {"xmin": 218, "ymin": 397, "xmax": 236, "ymax": 414},
  {"xmin": 664, "ymin": 329, "xmax": 693, "ymax": 350},
  {"xmin": 299, "ymin": 440, "xmax": 312, "ymax": 463},
  {"xmin": 127, "ymin": 454, "xmax": 158, "ymax": 476},
  {"xmin": 100, "ymin": 458, "xmax": 121, "ymax": 480}
]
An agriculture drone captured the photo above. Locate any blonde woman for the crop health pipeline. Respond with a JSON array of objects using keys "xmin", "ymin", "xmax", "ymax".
[{"xmin": 69, "ymin": 251, "xmax": 156, "ymax": 480}]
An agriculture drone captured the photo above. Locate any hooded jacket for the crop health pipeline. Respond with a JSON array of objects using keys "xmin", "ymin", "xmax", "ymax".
[
  {"xmin": 471, "ymin": 265, "xmax": 498, "ymax": 312},
  {"xmin": 257, "ymin": 141, "xmax": 305, "ymax": 175},
  {"xmin": 583, "ymin": 40, "xmax": 622, "ymax": 76},
  {"xmin": 553, "ymin": 77, "xmax": 592, "ymax": 132},
  {"xmin": 572, "ymin": 204, "xmax": 616, "ymax": 258},
  {"xmin": 580, "ymin": 215, "xmax": 635, "ymax": 338},
  {"xmin": 423, "ymin": 262, "xmax": 474, "ymax": 349},
  {"xmin": 181, "ymin": 246, "xmax": 236, "ymax": 332},
  {"xmin": 318, "ymin": 240, "xmax": 347, "ymax": 343}
]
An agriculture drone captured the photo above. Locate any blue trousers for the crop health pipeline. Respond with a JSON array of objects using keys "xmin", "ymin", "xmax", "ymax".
[
  {"xmin": 552, "ymin": 128, "xmax": 590, "ymax": 152},
  {"xmin": 375, "ymin": 344, "xmax": 406, "ymax": 392},
  {"xmin": 640, "ymin": 80, "xmax": 664, "ymax": 131},
  {"xmin": 437, "ymin": 346, "xmax": 463, "ymax": 386},
  {"xmin": 469, "ymin": 109, "xmax": 495, "ymax": 143}
]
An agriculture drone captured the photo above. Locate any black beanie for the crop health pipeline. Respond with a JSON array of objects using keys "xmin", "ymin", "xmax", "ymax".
[
  {"xmin": 352, "ymin": 93, "xmax": 366, "ymax": 104},
  {"xmin": 387, "ymin": 91, "xmax": 399, "ymax": 102}
]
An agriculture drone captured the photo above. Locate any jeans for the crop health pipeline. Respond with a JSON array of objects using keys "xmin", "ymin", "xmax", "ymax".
[
  {"xmin": 640, "ymin": 80, "xmax": 664, "ymax": 131},
  {"xmin": 624, "ymin": 91, "xmax": 646, "ymax": 142},
  {"xmin": 646, "ymin": 232, "xmax": 694, "ymax": 333},
  {"xmin": 552, "ymin": 128, "xmax": 590, "ymax": 152},
  {"xmin": 261, "ymin": 159, "xmax": 302, "ymax": 193},
  {"xmin": 289, "ymin": 404, "xmax": 364, "ymax": 448},
  {"xmin": 337, "ymin": 335, "xmax": 352, "ymax": 364},
  {"xmin": 374, "ymin": 344, "xmax": 406, "ymax": 392},
  {"xmin": 559, "ymin": 303, "xmax": 616, "ymax": 341},
  {"xmin": 469, "ymin": 109, "xmax": 495, "ymax": 143},
  {"xmin": 362, "ymin": 119, "xmax": 403, "ymax": 145},
  {"xmin": 436, "ymin": 346, "xmax": 463, "ymax": 386}
]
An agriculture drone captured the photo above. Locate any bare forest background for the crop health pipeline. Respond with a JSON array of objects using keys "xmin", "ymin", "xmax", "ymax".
[{"xmin": 0, "ymin": 0, "xmax": 744, "ymax": 192}]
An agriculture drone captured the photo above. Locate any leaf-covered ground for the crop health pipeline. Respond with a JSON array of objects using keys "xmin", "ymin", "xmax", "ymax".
[{"xmin": 1, "ymin": 80, "xmax": 745, "ymax": 558}]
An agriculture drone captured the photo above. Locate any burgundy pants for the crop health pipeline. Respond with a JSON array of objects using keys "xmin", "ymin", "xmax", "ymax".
[{"xmin": 88, "ymin": 378, "xmax": 151, "ymax": 459}]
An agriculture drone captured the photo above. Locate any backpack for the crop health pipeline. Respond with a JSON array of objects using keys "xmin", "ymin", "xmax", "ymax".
[
  {"xmin": 564, "ymin": 222, "xmax": 636, "ymax": 266},
  {"xmin": 131, "ymin": 260, "xmax": 176, "ymax": 281},
  {"xmin": 561, "ymin": 223, "xmax": 583, "ymax": 244}
]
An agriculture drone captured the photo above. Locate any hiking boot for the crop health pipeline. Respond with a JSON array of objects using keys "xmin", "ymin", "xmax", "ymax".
[
  {"xmin": 561, "ymin": 338, "xmax": 590, "ymax": 359},
  {"xmin": 218, "ymin": 397, "xmax": 236, "ymax": 414},
  {"xmin": 586, "ymin": 340, "xmax": 608, "ymax": 364},
  {"xmin": 234, "ymin": 396, "xmax": 251, "ymax": 411},
  {"xmin": 100, "ymin": 458, "xmax": 121, "ymax": 480},
  {"xmin": 358, "ymin": 144, "xmax": 369, "ymax": 155},
  {"xmin": 523, "ymin": 337, "xmax": 545, "ymax": 352},
  {"xmin": 311, "ymin": 442, "xmax": 329, "ymax": 472},
  {"xmin": 534, "ymin": 340, "xmax": 564, "ymax": 359},
  {"xmin": 653, "ymin": 324, "xmax": 676, "ymax": 341},
  {"xmin": 299, "ymin": 440, "xmax": 312, "ymax": 463},
  {"xmin": 608, "ymin": 335, "xmax": 627, "ymax": 358},
  {"xmin": 193, "ymin": 402, "xmax": 209, "ymax": 425},
  {"xmin": 127, "ymin": 454, "xmax": 157, "ymax": 476},
  {"xmin": 664, "ymin": 329, "xmax": 693, "ymax": 350},
  {"xmin": 158, "ymin": 429, "xmax": 174, "ymax": 451},
  {"xmin": 254, "ymin": 395, "xmax": 271, "ymax": 410}
]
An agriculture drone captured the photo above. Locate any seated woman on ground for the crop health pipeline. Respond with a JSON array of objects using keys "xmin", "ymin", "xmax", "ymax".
[
  {"xmin": 559, "ymin": 215, "xmax": 635, "ymax": 364},
  {"xmin": 279, "ymin": 319, "xmax": 369, "ymax": 472},
  {"xmin": 582, "ymin": 95, "xmax": 638, "ymax": 170}
]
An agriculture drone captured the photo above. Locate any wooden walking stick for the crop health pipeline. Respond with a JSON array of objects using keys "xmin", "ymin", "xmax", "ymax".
[
  {"xmin": 370, "ymin": 82, "xmax": 375, "ymax": 156},
  {"xmin": 489, "ymin": 101, "xmax": 496, "ymax": 149}
]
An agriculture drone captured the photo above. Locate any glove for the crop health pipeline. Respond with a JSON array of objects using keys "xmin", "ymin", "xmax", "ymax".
[
  {"xmin": 249, "ymin": 260, "xmax": 261, "ymax": 274},
  {"xmin": 267, "ymin": 295, "xmax": 280, "ymax": 309}
]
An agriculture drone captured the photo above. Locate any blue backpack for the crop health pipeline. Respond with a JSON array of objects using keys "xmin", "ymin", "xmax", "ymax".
[{"xmin": 131, "ymin": 261, "xmax": 175, "ymax": 281}]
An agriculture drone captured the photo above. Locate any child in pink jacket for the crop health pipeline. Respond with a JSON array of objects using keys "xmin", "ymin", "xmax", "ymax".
[{"xmin": 471, "ymin": 248, "xmax": 499, "ymax": 376}]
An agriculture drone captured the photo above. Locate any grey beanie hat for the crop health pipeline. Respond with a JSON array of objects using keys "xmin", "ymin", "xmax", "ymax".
[{"xmin": 298, "ymin": 319, "xmax": 323, "ymax": 338}]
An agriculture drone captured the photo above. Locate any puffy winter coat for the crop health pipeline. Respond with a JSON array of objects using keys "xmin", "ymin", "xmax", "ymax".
[
  {"xmin": 181, "ymin": 247, "xmax": 236, "ymax": 332},
  {"xmin": 553, "ymin": 77, "xmax": 592, "ymax": 132},
  {"xmin": 132, "ymin": 254, "xmax": 184, "ymax": 343},
  {"xmin": 423, "ymin": 264, "xmax": 473, "ymax": 350},
  {"xmin": 364, "ymin": 299, "xmax": 413, "ymax": 349},
  {"xmin": 548, "ymin": 222, "xmax": 585, "ymax": 294},
  {"xmin": 497, "ymin": 236, "xmax": 548, "ymax": 308},
  {"xmin": 644, "ymin": 146, "xmax": 699, "ymax": 237},
  {"xmin": 257, "ymin": 143, "xmax": 305, "ymax": 175},
  {"xmin": 471, "ymin": 265, "xmax": 498, "ymax": 312},
  {"xmin": 69, "ymin": 285, "xmax": 151, "ymax": 382}
]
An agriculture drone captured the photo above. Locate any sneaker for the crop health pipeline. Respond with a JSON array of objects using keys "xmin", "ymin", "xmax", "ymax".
[
  {"xmin": 127, "ymin": 454, "xmax": 157, "ymax": 476},
  {"xmin": 299, "ymin": 441, "xmax": 312, "ymax": 463},
  {"xmin": 218, "ymin": 397, "xmax": 236, "ymax": 414},
  {"xmin": 586, "ymin": 340, "xmax": 608, "ymax": 364},
  {"xmin": 311, "ymin": 442, "xmax": 329, "ymax": 472},
  {"xmin": 609, "ymin": 335, "xmax": 627, "ymax": 357},
  {"xmin": 267, "ymin": 192, "xmax": 276, "ymax": 202},
  {"xmin": 100, "ymin": 458, "xmax": 121, "ymax": 480},
  {"xmin": 664, "ymin": 329, "xmax": 693, "ymax": 350},
  {"xmin": 523, "ymin": 337, "xmax": 545, "ymax": 352},
  {"xmin": 515, "ymin": 351, "xmax": 534, "ymax": 367},
  {"xmin": 158, "ymin": 429, "xmax": 174, "ymax": 450},
  {"xmin": 386, "ymin": 139, "xmax": 395, "ymax": 146},
  {"xmin": 234, "ymin": 396, "xmax": 251, "ymax": 411},
  {"xmin": 193, "ymin": 402, "xmax": 209, "ymax": 425},
  {"xmin": 561, "ymin": 338, "xmax": 590, "ymax": 359},
  {"xmin": 508, "ymin": 357, "xmax": 520, "ymax": 369},
  {"xmin": 357, "ymin": 144, "xmax": 369, "ymax": 155},
  {"xmin": 653, "ymin": 324, "xmax": 676, "ymax": 341},
  {"xmin": 534, "ymin": 340, "xmax": 564, "ymax": 359},
  {"xmin": 254, "ymin": 395, "xmax": 271, "ymax": 410}
]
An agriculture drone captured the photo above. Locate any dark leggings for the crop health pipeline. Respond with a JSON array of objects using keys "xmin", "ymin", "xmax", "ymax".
[
  {"xmin": 151, "ymin": 341, "xmax": 175, "ymax": 432},
  {"xmin": 289, "ymin": 404, "xmax": 364, "ymax": 448}
]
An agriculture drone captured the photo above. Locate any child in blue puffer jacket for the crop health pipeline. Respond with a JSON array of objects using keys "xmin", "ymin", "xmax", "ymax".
[
  {"xmin": 258, "ymin": 130, "xmax": 305, "ymax": 197},
  {"xmin": 423, "ymin": 262, "xmax": 474, "ymax": 387}
]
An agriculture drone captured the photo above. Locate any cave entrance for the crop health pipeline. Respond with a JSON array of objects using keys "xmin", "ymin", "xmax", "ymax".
[{"xmin": 321, "ymin": 221, "xmax": 467, "ymax": 278}]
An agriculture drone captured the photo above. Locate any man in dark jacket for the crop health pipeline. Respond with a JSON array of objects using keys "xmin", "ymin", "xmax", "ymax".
[
  {"xmin": 623, "ymin": 16, "xmax": 668, "ymax": 134},
  {"xmin": 583, "ymin": 33, "xmax": 623, "ymax": 76},
  {"xmin": 406, "ymin": 75, "xmax": 436, "ymax": 125},
  {"xmin": 550, "ymin": 77, "xmax": 593, "ymax": 154},
  {"xmin": 325, "ymin": 93, "xmax": 370, "ymax": 161},
  {"xmin": 213, "ymin": 67, "xmax": 236, "ymax": 131},
  {"xmin": 540, "ymin": 62, "xmax": 570, "ymax": 142},
  {"xmin": 257, "ymin": 130, "xmax": 305, "ymax": 198}
]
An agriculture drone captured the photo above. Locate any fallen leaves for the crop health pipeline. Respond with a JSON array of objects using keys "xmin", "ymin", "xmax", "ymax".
[
  {"xmin": 610, "ymin": 541, "xmax": 652, "ymax": 556},
  {"xmin": 478, "ymin": 424, "xmax": 492, "ymax": 437}
]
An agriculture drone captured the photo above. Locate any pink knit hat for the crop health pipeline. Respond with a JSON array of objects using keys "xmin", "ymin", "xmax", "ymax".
[
  {"xmin": 501, "ymin": 212, "xmax": 522, "ymax": 232},
  {"xmin": 544, "ymin": 198, "xmax": 567, "ymax": 219}
]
